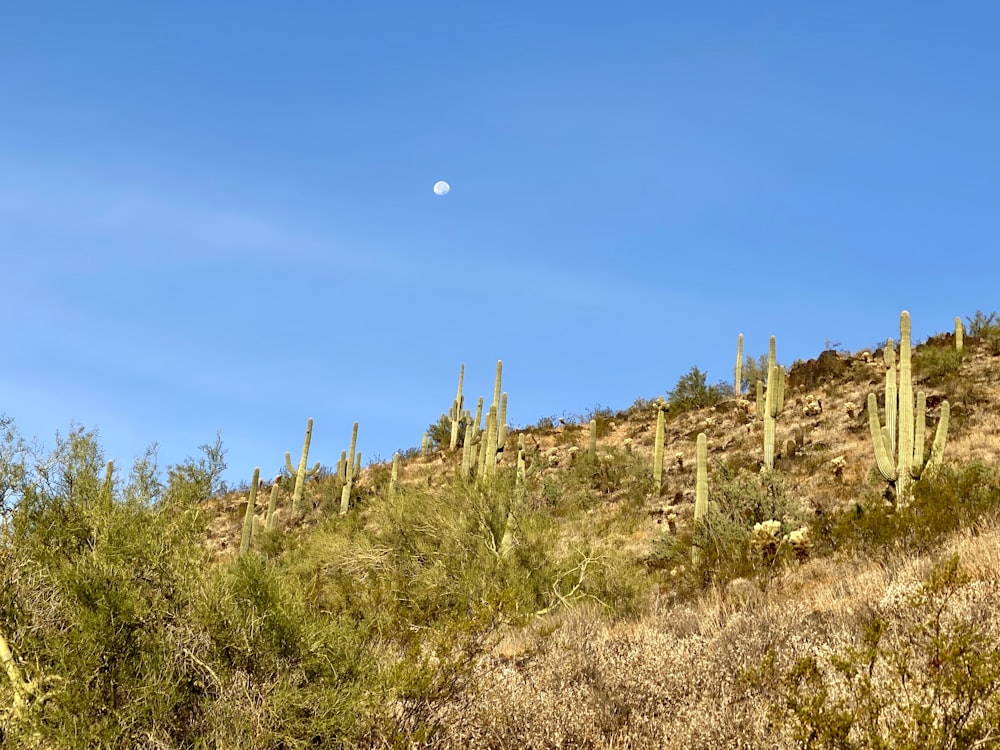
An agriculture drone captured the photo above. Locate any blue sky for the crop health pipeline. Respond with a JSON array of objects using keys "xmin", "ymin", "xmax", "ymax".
[{"xmin": 2, "ymin": 2, "xmax": 998, "ymax": 486}]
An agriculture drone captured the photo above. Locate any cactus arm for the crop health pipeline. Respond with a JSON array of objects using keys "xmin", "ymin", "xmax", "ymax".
[
  {"xmin": 884, "ymin": 340, "xmax": 897, "ymax": 457},
  {"xmin": 868, "ymin": 393, "xmax": 897, "ymax": 481},
  {"xmin": 498, "ymin": 392, "xmax": 508, "ymax": 453},
  {"xmin": 911, "ymin": 391, "xmax": 927, "ymax": 479}
]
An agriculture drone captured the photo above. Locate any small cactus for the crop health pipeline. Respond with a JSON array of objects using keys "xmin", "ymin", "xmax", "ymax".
[
  {"xmin": 955, "ymin": 316, "xmax": 964, "ymax": 353},
  {"xmin": 588, "ymin": 419, "xmax": 597, "ymax": 456}
]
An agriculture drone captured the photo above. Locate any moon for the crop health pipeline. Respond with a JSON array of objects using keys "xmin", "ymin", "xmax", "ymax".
[{"xmin": 433, "ymin": 180, "xmax": 451, "ymax": 196}]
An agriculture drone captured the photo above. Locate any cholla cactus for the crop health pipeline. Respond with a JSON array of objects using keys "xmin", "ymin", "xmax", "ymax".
[
  {"xmin": 751, "ymin": 519, "xmax": 782, "ymax": 556},
  {"xmin": 786, "ymin": 527, "xmax": 811, "ymax": 561}
]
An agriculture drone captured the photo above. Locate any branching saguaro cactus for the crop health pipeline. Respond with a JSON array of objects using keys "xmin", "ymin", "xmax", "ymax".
[
  {"xmin": 692, "ymin": 432, "xmax": 708, "ymax": 565},
  {"xmin": 340, "ymin": 422, "xmax": 360, "ymax": 515},
  {"xmin": 868, "ymin": 311, "xmax": 950, "ymax": 501},
  {"xmin": 755, "ymin": 336, "xmax": 786, "ymax": 469},
  {"xmin": 285, "ymin": 418, "xmax": 321, "ymax": 517},
  {"xmin": 240, "ymin": 467, "xmax": 260, "ymax": 555}
]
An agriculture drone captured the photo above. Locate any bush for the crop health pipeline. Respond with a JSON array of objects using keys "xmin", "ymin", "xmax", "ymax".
[
  {"xmin": 913, "ymin": 344, "xmax": 963, "ymax": 383},
  {"xmin": 965, "ymin": 309, "xmax": 1000, "ymax": 338},
  {"xmin": 775, "ymin": 554, "xmax": 1000, "ymax": 748},
  {"xmin": 668, "ymin": 366, "xmax": 729, "ymax": 416}
]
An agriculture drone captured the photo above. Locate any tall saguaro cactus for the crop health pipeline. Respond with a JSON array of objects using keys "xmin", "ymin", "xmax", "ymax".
[
  {"xmin": 285, "ymin": 418, "xmax": 321, "ymax": 517},
  {"xmin": 692, "ymin": 432, "xmax": 709, "ymax": 565},
  {"xmin": 735, "ymin": 333, "xmax": 744, "ymax": 396},
  {"xmin": 240, "ymin": 467, "xmax": 260, "ymax": 555},
  {"xmin": 868, "ymin": 311, "xmax": 950, "ymax": 501},
  {"xmin": 955, "ymin": 316, "xmax": 964, "ymax": 353},
  {"xmin": 755, "ymin": 336, "xmax": 786, "ymax": 469},
  {"xmin": 340, "ymin": 421, "xmax": 360, "ymax": 515},
  {"xmin": 653, "ymin": 403, "xmax": 666, "ymax": 489},
  {"xmin": 449, "ymin": 363, "xmax": 465, "ymax": 450}
]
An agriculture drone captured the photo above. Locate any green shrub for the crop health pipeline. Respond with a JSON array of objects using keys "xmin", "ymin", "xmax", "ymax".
[
  {"xmin": 965, "ymin": 309, "xmax": 1000, "ymax": 338},
  {"xmin": 667, "ymin": 366, "xmax": 729, "ymax": 416},
  {"xmin": 825, "ymin": 463, "xmax": 1000, "ymax": 559},
  {"xmin": 913, "ymin": 344, "xmax": 963, "ymax": 383},
  {"xmin": 775, "ymin": 555, "xmax": 1000, "ymax": 748}
]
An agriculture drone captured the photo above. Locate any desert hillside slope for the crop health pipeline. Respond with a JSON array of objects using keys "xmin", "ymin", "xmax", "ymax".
[{"xmin": 3, "ymin": 312, "xmax": 1000, "ymax": 748}]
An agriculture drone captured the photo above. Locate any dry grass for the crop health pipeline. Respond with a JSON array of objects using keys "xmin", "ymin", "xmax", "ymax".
[{"xmin": 434, "ymin": 520, "xmax": 1000, "ymax": 749}]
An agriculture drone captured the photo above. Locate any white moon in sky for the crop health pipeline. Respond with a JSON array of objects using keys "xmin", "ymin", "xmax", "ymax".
[{"xmin": 433, "ymin": 180, "xmax": 451, "ymax": 196}]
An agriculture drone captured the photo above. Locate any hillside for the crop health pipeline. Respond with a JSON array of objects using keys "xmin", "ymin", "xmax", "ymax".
[{"xmin": 3, "ymin": 311, "xmax": 1000, "ymax": 748}]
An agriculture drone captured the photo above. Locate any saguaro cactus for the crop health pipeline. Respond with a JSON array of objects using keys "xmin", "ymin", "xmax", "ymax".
[
  {"xmin": 868, "ymin": 311, "xmax": 950, "ymax": 501},
  {"xmin": 240, "ymin": 467, "xmax": 260, "ymax": 555},
  {"xmin": 340, "ymin": 422, "xmax": 360, "ymax": 515},
  {"xmin": 265, "ymin": 475, "xmax": 281, "ymax": 530},
  {"xmin": 449, "ymin": 364, "xmax": 465, "ymax": 450},
  {"xmin": 285, "ymin": 418, "xmax": 320, "ymax": 517},
  {"xmin": 755, "ymin": 336, "xmax": 786, "ymax": 469},
  {"xmin": 390, "ymin": 452, "xmax": 400, "ymax": 493},
  {"xmin": 735, "ymin": 333, "xmax": 744, "ymax": 396},
  {"xmin": 653, "ymin": 402, "xmax": 666, "ymax": 489},
  {"xmin": 692, "ymin": 432, "xmax": 708, "ymax": 565},
  {"xmin": 588, "ymin": 419, "xmax": 597, "ymax": 456},
  {"xmin": 955, "ymin": 316, "xmax": 964, "ymax": 353}
]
